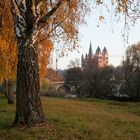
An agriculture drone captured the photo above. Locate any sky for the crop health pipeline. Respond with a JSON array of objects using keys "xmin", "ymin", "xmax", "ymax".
[{"xmin": 51, "ymin": 2, "xmax": 140, "ymax": 70}]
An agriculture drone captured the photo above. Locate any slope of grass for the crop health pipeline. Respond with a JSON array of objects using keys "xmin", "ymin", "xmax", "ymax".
[{"xmin": 0, "ymin": 96, "xmax": 140, "ymax": 140}]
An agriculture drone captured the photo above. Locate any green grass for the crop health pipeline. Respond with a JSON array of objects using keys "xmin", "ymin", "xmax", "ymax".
[{"xmin": 0, "ymin": 96, "xmax": 140, "ymax": 140}]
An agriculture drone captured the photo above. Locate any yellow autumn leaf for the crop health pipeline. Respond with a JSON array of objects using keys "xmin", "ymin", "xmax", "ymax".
[{"xmin": 99, "ymin": 16, "xmax": 105, "ymax": 21}]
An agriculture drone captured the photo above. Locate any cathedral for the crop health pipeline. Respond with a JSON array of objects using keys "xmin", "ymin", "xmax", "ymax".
[{"xmin": 81, "ymin": 43, "xmax": 109, "ymax": 68}]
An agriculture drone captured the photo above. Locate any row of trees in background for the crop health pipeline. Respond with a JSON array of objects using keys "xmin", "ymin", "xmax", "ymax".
[
  {"xmin": 64, "ymin": 42, "xmax": 140, "ymax": 101},
  {"xmin": 122, "ymin": 42, "xmax": 140, "ymax": 100},
  {"xmin": 65, "ymin": 62, "xmax": 117, "ymax": 98}
]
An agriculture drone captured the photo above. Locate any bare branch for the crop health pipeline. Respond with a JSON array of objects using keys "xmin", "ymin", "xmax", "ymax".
[
  {"xmin": 0, "ymin": 2, "xmax": 4, "ymax": 8},
  {"xmin": 37, "ymin": 20, "xmax": 62, "ymax": 44},
  {"xmin": 37, "ymin": 1, "xmax": 62, "ymax": 27},
  {"xmin": 50, "ymin": 0, "xmax": 53, "ymax": 8},
  {"xmin": 10, "ymin": 0, "xmax": 21, "ymax": 16}
]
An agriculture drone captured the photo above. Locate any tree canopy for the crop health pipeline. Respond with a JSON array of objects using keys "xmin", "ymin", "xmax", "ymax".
[
  {"xmin": 0, "ymin": 0, "xmax": 17, "ymax": 83},
  {"xmin": 5, "ymin": 0, "xmax": 92, "ymax": 126}
]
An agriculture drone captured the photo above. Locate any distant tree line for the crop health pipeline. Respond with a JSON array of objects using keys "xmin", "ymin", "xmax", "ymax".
[
  {"xmin": 64, "ymin": 61, "xmax": 117, "ymax": 99},
  {"xmin": 64, "ymin": 43, "xmax": 140, "ymax": 101},
  {"xmin": 121, "ymin": 42, "xmax": 140, "ymax": 101}
]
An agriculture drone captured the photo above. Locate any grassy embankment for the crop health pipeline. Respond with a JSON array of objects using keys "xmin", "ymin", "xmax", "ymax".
[{"xmin": 0, "ymin": 96, "xmax": 140, "ymax": 140}]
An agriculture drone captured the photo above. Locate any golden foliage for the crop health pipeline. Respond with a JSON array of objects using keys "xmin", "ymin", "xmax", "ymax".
[
  {"xmin": 0, "ymin": 0, "xmax": 17, "ymax": 83},
  {"xmin": 0, "ymin": 35, "xmax": 17, "ymax": 82},
  {"xmin": 38, "ymin": 38, "xmax": 53, "ymax": 80},
  {"xmin": 36, "ymin": 0, "xmax": 91, "ymax": 80},
  {"xmin": 37, "ymin": 0, "xmax": 91, "ymax": 53},
  {"xmin": 46, "ymin": 68, "xmax": 64, "ymax": 82},
  {"xmin": 99, "ymin": 15, "xmax": 105, "ymax": 21},
  {"xmin": 115, "ymin": 0, "xmax": 129, "ymax": 13}
]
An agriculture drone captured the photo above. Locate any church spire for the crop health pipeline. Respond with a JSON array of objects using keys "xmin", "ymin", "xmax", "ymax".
[
  {"xmin": 88, "ymin": 42, "xmax": 93, "ymax": 57},
  {"xmin": 81, "ymin": 54, "xmax": 84, "ymax": 59}
]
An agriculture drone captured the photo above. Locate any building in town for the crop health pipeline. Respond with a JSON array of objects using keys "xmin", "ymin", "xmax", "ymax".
[{"xmin": 81, "ymin": 42, "xmax": 109, "ymax": 68}]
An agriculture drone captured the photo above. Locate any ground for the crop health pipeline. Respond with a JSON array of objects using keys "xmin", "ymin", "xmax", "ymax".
[{"xmin": 0, "ymin": 96, "xmax": 140, "ymax": 140}]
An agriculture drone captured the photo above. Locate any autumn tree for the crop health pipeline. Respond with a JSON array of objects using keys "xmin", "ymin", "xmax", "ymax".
[
  {"xmin": 0, "ymin": 1, "xmax": 17, "ymax": 104},
  {"xmin": 114, "ymin": 66, "xmax": 124, "ymax": 80},
  {"xmin": 46, "ymin": 68, "xmax": 63, "ymax": 82},
  {"xmin": 0, "ymin": 0, "xmax": 52, "ymax": 104},
  {"xmin": 64, "ymin": 67, "xmax": 84, "ymax": 97},
  {"xmin": 4, "ymin": 0, "xmax": 90, "ymax": 126},
  {"xmin": 122, "ymin": 42, "xmax": 140, "ymax": 100},
  {"xmin": 38, "ymin": 38, "xmax": 53, "ymax": 81},
  {"xmin": 68, "ymin": 58, "xmax": 80, "ymax": 68}
]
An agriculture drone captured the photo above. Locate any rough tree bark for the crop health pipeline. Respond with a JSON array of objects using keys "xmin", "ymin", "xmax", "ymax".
[
  {"xmin": 4, "ymin": 80, "xmax": 8, "ymax": 97},
  {"xmin": 14, "ymin": 38, "xmax": 44, "ymax": 126},
  {"xmin": 14, "ymin": 36, "xmax": 44, "ymax": 125},
  {"xmin": 9, "ymin": 0, "xmax": 44, "ymax": 126},
  {"xmin": 9, "ymin": 0, "xmax": 65, "ymax": 126}
]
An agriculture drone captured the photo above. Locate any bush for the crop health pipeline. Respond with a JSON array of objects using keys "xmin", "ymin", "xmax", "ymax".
[{"xmin": 40, "ymin": 80, "xmax": 68, "ymax": 97}]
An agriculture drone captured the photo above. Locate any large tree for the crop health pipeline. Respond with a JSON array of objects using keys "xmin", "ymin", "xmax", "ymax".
[
  {"xmin": 0, "ymin": 0, "xmax": 52, "ymax": 104},
  {"xmin": 122, "ymin": 42, "xmax": 140, "ymax": 100},
  {"xmin": 7, "ymin": 0, "xmax": 90, "ymax": 126},
  {"xmin": 0, "ymin": 1, "xmax": 17, "ymax": 104},
  {"xmin": 65, "ymin": 67, "xmax": 84, "ymax": 97}
]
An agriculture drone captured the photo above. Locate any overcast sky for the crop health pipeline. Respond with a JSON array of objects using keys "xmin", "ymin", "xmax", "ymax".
[{"xmin": 51, "ymin": 2, "xmax": 140, "ymax": 70}]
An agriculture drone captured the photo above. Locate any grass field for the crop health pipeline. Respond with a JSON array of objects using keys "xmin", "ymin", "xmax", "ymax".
[{"xmin": 0, "ymin": 96, "xmax": 140, "ymax": 140}]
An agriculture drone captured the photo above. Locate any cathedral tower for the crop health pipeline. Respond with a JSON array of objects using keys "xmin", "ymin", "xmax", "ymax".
[
  {"xmin": 81, "ymin": 43, "xmax": 109, "ymax": 68},
  {"xmin": 102, "ymin": 47, "xmax": 109, "ymax": 66}
]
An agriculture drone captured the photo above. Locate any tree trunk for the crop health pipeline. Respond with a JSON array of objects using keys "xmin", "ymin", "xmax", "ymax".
[
  {"xmin": 9, "ymin": 0, "xmax": 45, "ymax": 126},
  {"xmin": 14, "ymin": 38, "xmax": 44, "ymax": 126},
  {"xmin": 7, "ymin": 80, "xmax": 14, "ymax": 104},
  {"xmin": 4, "ymin": 80, "xmax": 14, "ymax": 104},
  {"xmin": 4, "ymin": 79, "xmax": 8, "ymax": 97}
]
